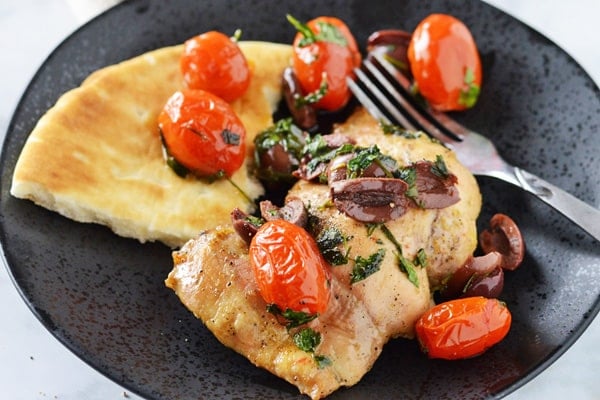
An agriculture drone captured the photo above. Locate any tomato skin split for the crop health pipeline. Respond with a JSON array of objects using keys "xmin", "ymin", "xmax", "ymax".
[
  {"xmin": 415, "ymin": 296, "xmax": 511, "ymax": 360},
  {"xmin": 158, "ymin": 89, "xmax": 246, "ymax": 178},
  {"xmin": 249, "ymin": 219, "xmax": 331, "ymax": 315}
]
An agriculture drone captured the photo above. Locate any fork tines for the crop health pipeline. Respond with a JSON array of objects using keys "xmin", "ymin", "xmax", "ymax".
[{"xmin": 348, "ymin": 52, "xmax": 460, "ymax": 144}]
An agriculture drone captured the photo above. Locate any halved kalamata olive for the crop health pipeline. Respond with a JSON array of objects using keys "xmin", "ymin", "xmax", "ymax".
[
  {"xmin": 326, "ymin": 153, "xmax": 353, "ymax": 183},
  {"xmin": 231, "ymin": 208, "xmax": 261, "ymax": 245},
  {"xmin": 254, "ymin": 118, "xmax": 307, "ymax": 185},
  {"xmin": 439, "ymin": 251, "xmax": 503, "ymax": 300},
  {"xmin": 282, "ymin": 67, "xmax": 317, "ymax": 130},
  {"xmin": 259, "ymin": 143, "xmax": 296, "ymax": 176},
  {"xmin": 413, "ymin": 160, "xmax": 460, "ymax": 208},
  {"xmin": 361, "ymin": 156, "xmax": 398, "ymax": 178},
  {"xmin": 293, "ymin": 133, "xmax": 355, "ymax": 182},
  {"xmin": 327, "ymin": 150, "xmax": 398, "ymax": 183},
  {"xmin": 259, "ymin": 197, "xmax": 308, "ymax": 228},
  {"xmin": 480, "ymin": 213, "xmax": 525, "ymax": 271},
  {"xmin": 366, "ymin": 29, "xmax": 412, "ymax": 74},
  {"xmin": 462, "ymin": 266, "xmax": 504, "ymax": 298},
  {"xmin": 330, "ymin": 177, "xmax": 409, "ymax": 223}
]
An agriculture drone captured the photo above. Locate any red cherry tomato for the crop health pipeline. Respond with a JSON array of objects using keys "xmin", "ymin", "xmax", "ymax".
[
  {"xmin": 407, "ymin": 14, "xmax": 482, "ymax": 111},
  {"xmin": 314, "ymin": 16, "xmax": 362, "ymax": 69},
  {"xmin": 180, "ymin": 31, "xmax": 251, "ymax": 102},
  {"xmin": 415, "ymin": 296, "xmax": 511, "ymax": 360},
  {"xmin": 158, "ymin": 89, "xmax": 246, "ymax": 178},
  {"xmin": 289, "ymin": 15, "xmax": 360, "ymax": 112},
  {"xmin": 249, "ymin": 219, "xmax": 331, "ymax": 315}
]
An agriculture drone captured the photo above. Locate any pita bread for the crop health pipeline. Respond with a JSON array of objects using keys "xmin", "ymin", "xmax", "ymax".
[{"xmin": 11, "ymin": 41, "xmax": 293, "ymax": 248}]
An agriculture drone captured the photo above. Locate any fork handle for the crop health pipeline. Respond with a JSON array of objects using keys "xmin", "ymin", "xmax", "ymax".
[{"xmin": 512, "ymin": 168, "xmax": 600, "ymax": 242}]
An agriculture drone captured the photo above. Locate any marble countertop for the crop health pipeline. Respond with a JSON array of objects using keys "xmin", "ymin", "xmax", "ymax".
[{"xmin": 0, "ymin": 0, "xmax": 598, "ymax": 399}]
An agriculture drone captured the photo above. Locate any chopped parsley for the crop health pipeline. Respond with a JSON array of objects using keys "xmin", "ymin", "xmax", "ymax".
[
  {"xmin": 346, "ymin": 145, "xmax": 397, "ymax": 178},
  {"xmin": 293, "ymin": 327, "xmax": 321, "ymax": 353},
  {"xmin": 378, "ymin": 224, "xmax": 421, "ymax": 288},
  {"xmin": 304, "ymin": 140, "xmax": 355, "ymax": 175},
  {"xmin": 293, "ymin": 328, "xmax": 332, "ymax": 369},
  {"xmin": 458, "ymin": 67, "xmax": 480, "ymax": 108},
  {"xmin": 351, "ymin": 248, "xmax": 386, "ymax": 284},
  {"xmin": 295, "ymin": 74, "xmax": 328, "ymax": 107},
  {"xmin": 316, "ymin": 227, "xmax": 350, "ymax": 265},
  {"xmin": 398, "ymin": 255, "xmax": 420, "ymax": 288},
  {"xmin": 314, "ymin": 354, "xmax": 333, "ymax": 369},
  {"xmin": 254, "ymin": 118, "xmax": 305, "ymax": 157},
  {"xmin": 431, "ymin": 154, "xmax": 450, "ymax": 179},
  {"xmin": 365, "ymin": 223, "xmax": 381, "ymax": 237},
  {"xmin": 394, "ymin": 166, "xmax": 420, "ymax": 204},
  {"xmin": 380, "ymin": 121, "xmax": 421, "ymax": 139},
  {"xmin": 415, "ymin": 248, "xmax": 428, "ymax": 268},
  {"xmin": 267, "ymin": 305, "xmax": 318, "ymax": 329},
  {"xmin": 253, "ymin": 117, "xmax": 306, "ymax": 183},
  {"xmin": 244, "ymin": 215, "xmax": 265, "ymax": 228},
  {"xmin": 286, "ymin": 14, "xmax": 348, "ymax": 47}
]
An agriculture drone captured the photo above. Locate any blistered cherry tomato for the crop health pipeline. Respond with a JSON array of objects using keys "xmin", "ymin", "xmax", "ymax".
[
  {"xmin": 158, "ymin": 89, "xmax": 246, "ymax": 178},
  {"xmin": 249, "ymin": 219, "xmax": 331, "ymax": 315},
  {"xmin": 407, "ymin": 14, "xmax": 482, "ymax": 111},
  {"xmin": 288, "ymin": 15, "xmax": 360, "ymax": 112},
  {"xmin": 415, "ymin": 296, "xmax": 511, "ymax": 360},
  {"xmin": 315, "ymin": 16, "xmax": 362, "ymax": 69},
  {"xmin": 180, "ymin": 31, "xmax": 251, "ymax": 102}
]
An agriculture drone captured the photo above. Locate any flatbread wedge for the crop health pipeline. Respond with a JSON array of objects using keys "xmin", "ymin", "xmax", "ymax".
[{"xmin": 11, "ymin": 41, "xmax": 293, "ymax": 248}]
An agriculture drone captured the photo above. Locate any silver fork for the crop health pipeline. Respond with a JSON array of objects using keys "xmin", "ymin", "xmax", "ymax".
[{"xmin": 347, "ymin": 49, "xmax": 600, "ymax": 242}]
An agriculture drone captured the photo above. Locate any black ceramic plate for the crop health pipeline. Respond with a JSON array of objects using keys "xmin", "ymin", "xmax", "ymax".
[{"xmin": 1, "ymin": 0, "xmax": 599, "ymax": 399}]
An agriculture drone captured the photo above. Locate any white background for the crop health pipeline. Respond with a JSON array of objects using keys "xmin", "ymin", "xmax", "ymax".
[{"xmin": 0, "ymin": 1, "xmax": 598, "ymax": 399}]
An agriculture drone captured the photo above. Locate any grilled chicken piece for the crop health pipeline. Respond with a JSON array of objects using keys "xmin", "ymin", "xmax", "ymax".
[
  {"xmin": 166, "ymin": 226, "xmax": 388, "ymax": 399},
  {"xmin": 302, "ymin": 107, "xmax": 482, "ymax": 289},
  {"xmin": 165, "ymin": 108, "xmax": 482, "ymax": 399}
]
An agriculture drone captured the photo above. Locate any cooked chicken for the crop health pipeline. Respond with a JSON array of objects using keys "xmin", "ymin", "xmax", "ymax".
[
  {"xmin": 291, "ymin": 108, "xmax": 482, "ymax": 289},
  {"xmin": 165, "ymin": 108, "xmax": 482, "ymax": 399},
  {"xmin": 166, "ymin": 226, "xmax": 388, "ymax": 399}
]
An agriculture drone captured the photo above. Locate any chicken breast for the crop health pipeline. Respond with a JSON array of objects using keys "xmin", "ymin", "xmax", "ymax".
[
  {"xmin": 165, "ymin": 107, "xmax": 482, "ymax": 399},
  {"xmin": 291, "ymin": 108, "xmax": 482, "ymax": 289},
  {"xmin": 166, "ymin": 226, "xmax": 387, "ymax": 399}
]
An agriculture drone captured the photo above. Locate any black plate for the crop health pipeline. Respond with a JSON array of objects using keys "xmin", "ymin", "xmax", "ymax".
[{"xmin": 1, "ymin": 0, "xmax": 599, "ymax": 399}]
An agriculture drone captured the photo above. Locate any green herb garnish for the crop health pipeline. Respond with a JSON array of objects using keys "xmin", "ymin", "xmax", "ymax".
[
  {"xmin": 398, "ymin": 255, "xmax": 420, "ymax": 288},
  {"xmin": 395, "ymin": 166, "xmax": 420, "ymax": 205},
  {"xmin": 293, "ymin": 327, "xmax": 321, "ymax": 352},
  {"xmin": 379, "ymin": 224, "xmax": 420, "ymax": 287},
  {"xmin": 293, "ymin": 328, "xmax": 332, "ymax": 369},
  {"xmin": 380, "ymin": 121, "xmax": 421, "ymax": 139},
  {"xmin": 351, "ymin": 248, "xmax": 386, "ymax": 284},
  {"xmin": 314, "ymin": 354, "xmax": 333, "ymax": 369},
  {"xmin": 295, "ymin": 74, "xmax": 328, "ymax": 107},
  {"xmin": 253, "ymin": 118, "xmax": 306, "ymax": 183},
  {"xmin": 316, "ymin": 227, "xmax": 350, "ymax": 265},
  {"xmin": 245, "ymin": 215, "xmax": 265, "ymax": 228},
  {"xmin": 346, "ymin": 145, "xmax": 397, "ymax": 179},
  {"xmin": 304, "ymin": 142, "xmax": 355, "ymax": 175},
  {"xmin": 431, "ymin": 154, "xmax": 450, "ymax": 179},
  {"xmin": 267, "ymin": 305, "xmax": 318, "ymax": 329},
  {"xmin": 415, "ymin": 248, "xmax": 428, "ymax": 268},
  {"xmin": 286, "ymin": 14, "xmax": 347, "ymax": 47},
  {"xmin": 458, "ymin": 67, "xmax": 480, "ymax": 108}
]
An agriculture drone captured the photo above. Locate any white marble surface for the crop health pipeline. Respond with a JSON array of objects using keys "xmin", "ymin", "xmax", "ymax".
[{"xmin": 0, "ymin": 0, "xmax": 598, "ymax": 399}]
